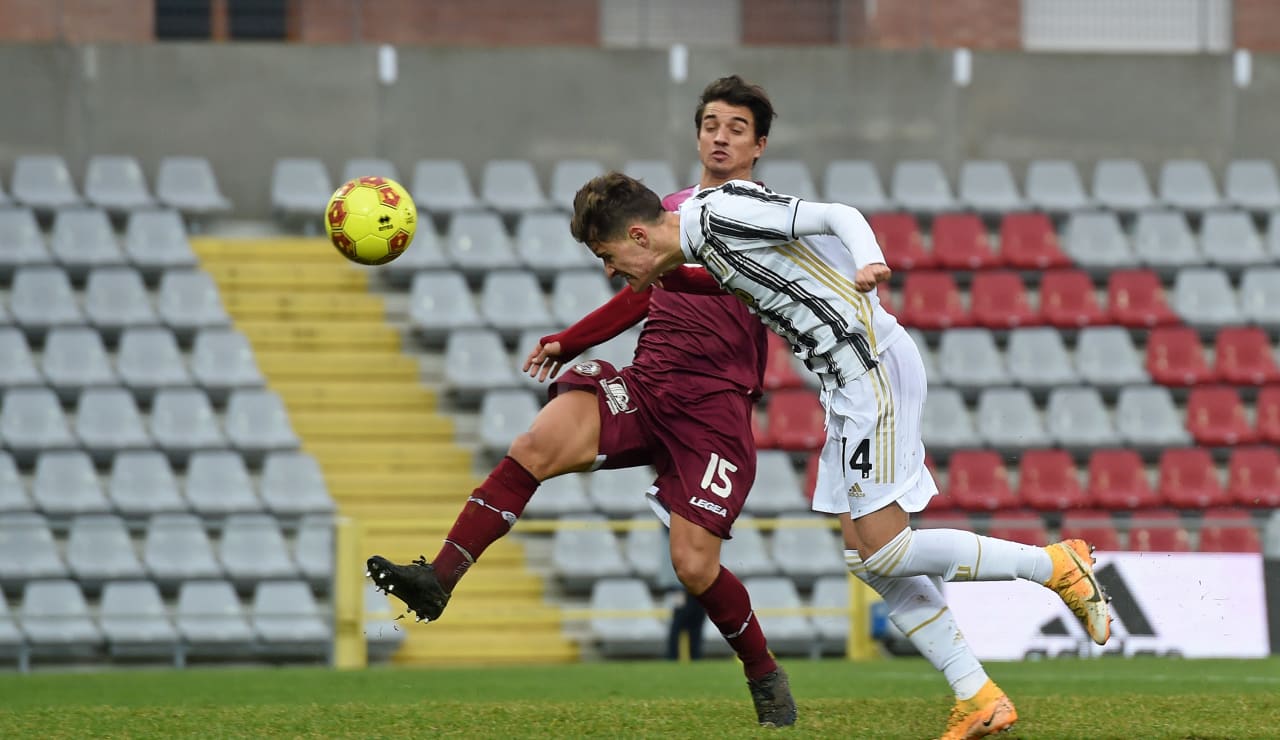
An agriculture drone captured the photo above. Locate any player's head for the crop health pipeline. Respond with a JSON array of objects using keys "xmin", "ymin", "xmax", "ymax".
[
  {"xmin": 694, "ymin": 75, "xmax": 776, "ymax": 182},
  {"xmin": 571, "ymin": 172, "xmax": 675, "ymax": 290}
]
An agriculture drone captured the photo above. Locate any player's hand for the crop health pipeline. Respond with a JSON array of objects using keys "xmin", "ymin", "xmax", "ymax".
[
  {"xmin": 523, "ymin": 341, "xmax": 564, "ymax": 382},
  {"xmin": 854, "ymin": 263, "xmax": 891, "ymax": 292}
]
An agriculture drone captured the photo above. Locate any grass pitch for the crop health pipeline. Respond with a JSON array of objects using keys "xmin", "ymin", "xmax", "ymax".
[{"xmin": 1, "ymin": 656, "xmax": 1277, "ymax": 739}]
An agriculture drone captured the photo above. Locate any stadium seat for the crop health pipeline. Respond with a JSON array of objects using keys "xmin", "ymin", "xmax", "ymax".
[
  {"xmin": 907, "ymin": 328, "xmax": 939, "ymax": 380},
  {"xmin": 1106, "ymin": 270, "xmax": 1180, "ymax": 328},
  {"xmin": 1092, "ymin": 158, "xmax": 1156, "ymax": 211},
  {"xmin": 41, "ymin": 327, "xmax": 117, "ymax": 400},
  {"xmin": 524, "ymin": 471, "xmax": 593, "ymax": 518},
  {"xmin": 1046, "ymin": 386, "xmax": 1119, "ymax": 451},
  {"xmin": 0, "ymin": 452, "xmax": 32, "ymax": 515},
  {"xmin": 549, "ymin": 159, "xmax": 606, "ymax": 212},
  {"xmin": 149, "ymin": 388, "xmax": 227, "ymax": 461},
  {"xmin": 1059, "ymin": 510, "xmax": 1123, "ymax": 552},
  {"xmin": 411, "ymin": 158, "xmax": 480, "ymax": 216},
  {"xmin": 932, "ymin": 213, "xmax": 1001, "ymax": 270},
  {"xmin": 0, "ymin": 328, "xmax": 42, "ymax": 389},
  {"xmin": 935, "ymin": 328, "xmax": 1010, "ymax": 391},
  {"xmin": 84, "ymin": 268, "xmax": 160, "ymax": 338},
  {"xmin": 770, "ymin": 517, "xmax": 844, "ymax": 588},
  {"xmin": 621, "ymin": 516, "xmax": 663, "ymax": 585},
  {"xmin": 1226, "ymin": 447, "xmax": 1280, "ymax": 508},
  {"xmin": 1, "ymin": 388, "xmax": 77, "ymax": 463},
  {"xmin": 976, "ymin": 388, "xmax": 1050, "ymax": 452},
  {"xmin": 824, "ymin": 160, "xmax": 892, "ymax": 213},
  {"xmin": 1006, "ymin": 328, "xmax": 1078, "ymax": 390},
  {"xmin": 1224, "ymin": 159, "xmax": 1280, "ymax": 213},
  {"xmin": 156, "ymin": 270, "xmax": 232, "ymax": 338},
  {"xmin": 550, "ymin": 270, "xmax": 615, "ymax": 327},
  {"xmin": 998, "ymin": 212, "xmax": 1070, "ymax": 270},
  {"xmin": 156, "ymin": 156, "xmax": 232, "ymax": 215},
  {"xmin": 478, "ymin": 389, "xmax": 541, "ymax": 456},
  {"xmin": 969, "ymin": 272, "xmax": 1038, "ymax": 328},
  {"xmin": 916, "ymin": 509, "xmax": 971, "ymax": 529},
  {"xmin": 1257, "ymin": 387, "xmax": 1280, "ymax": 445},
  {"xmin": 219, "ymin": 514, "xmax": 299, "ymax": 590},
  {"xmin": 1039, "ymin": 269, "xmax": 1107, "ymax": 328},
  {"xmin": 945, "ymin": 450, "xmax": 1019, "ymax": 511},
  {"xmin": 890, "ymin": 160, "xmax": 957, "ymax": 213},
  {"xmin": 515, "ymin": 211, "xmax": 595, "ymax": 276},
  {"xmin": 899, "ymin": 272, "xmax": 968, "ymax": 329},
  {"xmin": 746, "ymin": 451, "xmax": 810, "ymax": 516},
  {"xmin": 1239, "ymin": 267, "xmax": 1280, "ymax": 329},
  {"xmin": 11, "ymin": 155, "xmax": 82, "ymax": 211},
  {"xmin": 731, "ymin": 577, "xmax": 815, "ymax": 657},
  {"xmin": 622, "ymin": 160, "xmax": 679, "ymax": 201},
  {"xmin": 224, "ymin": 388, "xmax": 299, "ymax": 461},
  {"xmin": 1145, "ymin": 326, "xmax": 1212, "ymax": 387},
  {"xmin": 251, "ymin": 581, "xmax": 330, "ymax": 660},
  {"xmin": 0, "ymin": 208, "xmax": 53, "ymax": 278},
  {"xmin": 50, "ymin": 208, "xmax": 127, "ymax": 278},
  {"xmin": 1157, "ymin": 448, "xmax": 1229, "ymax": 509},
  {"xmin": 1017, "ymin": 449, "xmax": 1088, "ymax": 511},
  {"xmin": 1172, "ymin": 268, "xmax": 1243, "ymax": 330},
  {"xmin": 1025, "ymin": 159, "xmax": 1090, "ymax": 212},
  {"xmin": 1185, "ymin": 386, "xmax": 1255, "ymax": 446},
  {"xmin": 581, "ymin": 327, "xmax": 639, "ymax": 370},
  {"xmin": 270, "ymin": 158, "xmax": 332, "ymax": 225},
  {"xmin": 32, "ymin": 451, "xmax": 112, "ymax": 519},
  {"xmin": 719, "ymin": 515, "xmax": 777, "ymax": 578},
  {"xmin": 0, "ymin": 513, "xmax": 66, "ymax": 589},
  {"xmin": 1196, "ymin": 508, "xmax": 1261, "ymax": 553},
  {"xmin": 757, "ymin": 159, "xmax": 818, "ymax": 201},
  {"xmin": 1265, "ymin": 511, "xmax": 1280, "ymax": 559},
  {"xmin": 363, "ymin": 583, "xmax": 407, "ymax": 662},
  {"xmin": 583, "ymin": 467, "xmax": 654, "ymax": 519},
  {"xmin": 1157, "ymin": 159, "xmax": 1221, "ymax": 212},
  {"xmin": 260, "ymin": 452, "xmax": 335, "ymax": 520},
  {"xmin": 920, "ymin": 388, "xmax": 977, "ymax": 454},
  {"xmin": 293, "ymin": 515, "xmax": 334, "ymax": 591},
  {"xmin": 117, "ymin": 327, "xmax": 193, "ymax": 400},
  {"xmin": 481, "ymin": 159, "xmax": 551, "ymax": 214},
  {"xmin": 1062, "ymin": 211, "xmax": 1136, "ymax": 273},
  {"xmin": 75, "ymin": 387, "xmax": 153, "ymax": 462},
  {"xmin": 10, "ymin": 266, "xmax": 85, "ymax": 338},
  {"xmin": 379, "ymin": 219, "xmax": 449, "ymax": 286},
  {"xmin": 868, "ymin": 212, "xmax": 934, "ymax": 271},
  {"xmin": 1087, "ymin": 449, "xmax": 1161, "ymax": 510},
  {"xmin": 19, "ymin": 580, "xmax": 102, "ymax": 660},
  {"xmin": 1202, "ymin": 211, "xmax": 1267, "ymax": 269},
  {"xmin": 764, "ymin": 389, "xmax": 825, "ymax": 452},
  {"xmin": 1213, "ymin": 327, "xmax": 1280, "ymax": 385},
  {"xmin": 408, "ymin": 270, "xmax": 484, "ymax": 345},
  {"xmin": 588, "ymin": 578, "xmax": 666, "ymax": 659},
  {"xmin": 443, "ymin": 329, "xmax": 520, "ymax": 403},
  {"xmin": 479, "ymin": 270, "xmax": 553, "ymax": 340},
  {"xmin": 444, "ymin": 210, "xmax": 520, "ymax": 276},
  {"xmin": 341, "ymin": 158, "xmax": 400, "ymax": 185},
  {"xmin": 185, "ymin": 450, "xmax": 264, "ymax": 517},
  {"xmin": 124, "ymin": 209, "xmax": 197, "ymax": 277},
  {"xmin": 810, "ymin": 575, "xmax": 850, "ymax": 656},
  {"xmin": 762, "ymin": 333, "xmax": 806, "ymax": 391},
  {"xmin": 1127, "ymin": 510, "xmax": 1191, "ymax": 552},
  {"xmin": 66, "ymin": 514, "xmax": 147, "ymax": 591},
  {"xmin": 100, "ymin": 581, "xmax": 180, "ymax": 663},
  {"xmin": 143, "ymin": 514, "xmax": 223, "ymax": 590},
  {"xmin": 551, "ymin": 515, "xmax": 631, "ymax": 593},
  {"xmin": 108, "ymin": 451, "xmax": 188, "ymax": 521},
  {"xmin": 175, "ymin": 580, "xmax": 254, "ymax": 658},
  {"xmin": 986, "ymin": 511, "xmax": 1049, "ymax": 546},
  {"xmin": 1132, "ymin": 210, "xmax": 1201, "ymax": 276},
  {"xmin": 958, "ymin": 160, "xmax": 1024, "ymax": 214},
  {"xmin": 1074, "ymin": 328, "xmax": 1148, "ymax": 390},
  {"xmin": 1115, "ymin": 386, "xmax": 1191, "ymax": 449},
  {"xmin": 191, "ymin": 328, "xmax": 265, "ymax": 403},
  {"xmin": 85, "ymin": 155, "xmax": 155, "ymax": 212}
]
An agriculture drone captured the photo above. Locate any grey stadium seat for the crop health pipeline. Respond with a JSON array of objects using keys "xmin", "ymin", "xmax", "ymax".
[
  {"xmin": 551, "ymin": 515, "xmax": 631, "ymax": 593},
  {"xmin": 584, "ymin": 328, "xmax": 641, "ymax": 371},
  {"xmin": 1239, "ymin": 267, "xmax": 1280, "ymax": 330},
  {"xmin": 155, "ymin": 156, "xmax": 232, "ymax": 215},
  {"xmin": 185, "ymin": 450, "xmax": 263, "ymax": 517},
  {"xmin": 744, "ymin": 450, "xmax": 810, "ymax": 516},
  {"xmin": 479, "ymin": 270, "xmax": 553, "ymax": 340},
  {"xmin": 364, "ymin": 583, "xmax": 407, "ymax": 663},
  {"xmin": 0, "ymin": 452, "xmax": 32, "ymax": 514},
  {"xmin": 1046, "ymin": 386, "xmax": 1119, "ymax": 451},
  {"xmin": 710, "ymin": 576, "xmax": 813, "ymax": 657},
  {"xmin": 408, "ymin": 270, "xmax": 483, "ymax": 345},
  {"xmin": 976, "ymin": 388, "xmax": 1050, "ymax": 452},
  {"xmin": 1025, "ymin": 159, "xmax": 1090, "ymax": 212},
  {"xmin": 622, "ymin": 516, "xmax": 662, "ymax": 585},
  {"xmin": 443, "ymin": 329, "xmax": 519, "ymax": 403},
  {"xmin": 150, "ymin": 388, "xmax": 227, "ymax": 461},
  {"xmin": 907, "ymin": 329, "xmax": 939, "ymax": 380},
  {"xmin": 143, "ymin": 514, "xmax": 223, "ymax": 589},
  {"xmin": 252, "ymin": 581, "xmax": 330, "ymax": 659},
  {"xmin": 0, "ymin": 208, "xmax": 53, "ymax": 277},
  {"xmin": 1270, "ymin": 213, "xmax": 1280, "ymax": 262},
  {"xmin": 191, "ymin": 328, "xmax": 265, "ymax": 403},
  {"xmin": 523, "ymin": 472, "xmax": 594, "ymax": 518},
  {"xmin": 1005, "ymin": 328, "xmax": 1079, "ymax": 391},
  {"xmin": 1201, "ymin": 211, "xmax": 1267, "ymax": 268},
  {"xmin": 935, "ymin": 329, "xmax": 1010, "ymax": 393},
  {"xmin": 175, "ymin": 580, "xmax": 254, "ymax": 658},
  {"xmin": 50, "ymin": 208, "xmax": 127, "ymax": 278},
  {"xmin": 588, "ymin": 578, "xmax": 666, "ymax": 659},
  {"xmin": 85, "ymin": 155, "xmax": 155, "ymax": 212},
  {"xmin": 0, "ymin": 328, "xmax": 42, "ymax": 389},
  {"xmin": 84, "ymin": 268, "xmax": 159, "ymax": 338},
  {"xmin": 75, "ymin": 387, "xmax": 153, "ymax": 462},
  {"xmin": 770, "ymin": 517, "xmax": 845, "ymax": 589},
  {"xmin": 1, "ymin": 388, "xmax": 77, "ymax": 463},
  {"xmin": 481, "ymin": 159, "xmax": 551, "ymax": 214},
  {"xmin": 11, "ymin": 154, "xmax": 82, "ymax": 210},
  {"xmin": 117, "ymin": 327, "xmax": 193, "ymax": 399},
  {"xmin": 1171, "ymin": 267, "xmax": 1243, "ymax": 329},
  {"xmin": 1063, "ymin": 211, "xmax": 1136, "ymax": 273},
  {"xmin": 124, "ymin": 209, "xmax": 197, "ymax": 275},
  {"xmin": 341, "ymin": 157, "xmax": 400, "ymax": 184},
  {"xmin": 720, "ymin": 515, "xmax": 776, "ymax": 578},
  {"xmin": 293, "ymin": 515, "xmax": 334, "ymax": 590},
  {"xmin": 19, "ymin": 580, "xmax": 102, "ymax": 660},
  {"xmin": 41, "ymin": 327, "xmax": 118, "ymax": 400},
  {"xmin": 920, "ymin": 387, "xmax": 976, "ymax": 454},
  {"xmin": 156, "ymin": 270, "xmax": 231, "ymax": 338},
  {"xmin": 261, "ymin": 452, "xmax": 335, "ymax": 520},
  {"xmin": 1074, "ymin": 327, "xmax": 1150, "ymax": 389},
  {"xmin": 890, "ymin": 160, "xmax": 957, "ymax": 213},
  {"xmin": 108, "ymin": 451, "xmax": 189, "ymax": 521},
  {"xmin": 66, "ymin": 515, "xmax": 147, "ymax": 591},
  {"xmin": 0, "ymin": 590, "xmax": 29, "ymax": 670},
  {"xmin": 1264, "ymin": 511, "xmax": 1280, "ymax": 559},
  {"xmin": 270, "ymin": 158, "xmax": 333, "ymax": 223},
  {"xmin": 1225, "ymin": 159, "xmax": 1280, "ymax": 213},
  {"xmin": 958, "ymin": 159, "xmax": 1024, "ymax": 213},
  {"xmin": 550, "ymin": 270, "xmax": 615, "ymax": 326},
  {"xmin": 1158, "ymin": 159, "xmax": 1221, "ymax": 212},
  {"xmin": 823, "ymin": 160, "xmax": 892, "ymax": 213},
  {"xmin": 622, "ymin": 160, "xmax": 679, "ymax": 200},
  {"xmin": 10, "ymin": 267, "xmax": 85, "ymax": 337},
  {"xmin": 218, "ymin": 514, "xmax": 299, "ymax": 590},
  {"xmin": 1091, "ymin": 158, "xmax": 1155, "ymax": 211},
  {"xmin": 444, "ymin": 210, "xmax": 520, "ymax": 276},
  {"xmin": 515, "ymin": 211, "xmax": 595, "ymax": 276},
  {"xmin": 100, "ymin": 581, "xmax": 180, "ymax": 663},
  {"xmin": 0, "ymin": 513, "xmax": 66, "ymax": 589},
  {"xmin": 1115, "ymin": 386, "xmax": 1191, "ymax": 449},
  {"xmin": 379, "ymin": 220, "xmax": 450, "ymax": 287},
  {"xmin": 32, "ymin": 451, "xmax": 112, "ymax": 519},
  {"xmin": 478, "ymin": 389, "xmax": 541, "ymax": 455},
  {"xmin": 224, "ymin": 389, "xmax": 299, "ymax": 461},
  {"xmin": 585, "ymin": 466, "xmax": 654, "ymax": 518},
  {"xmin": 756, "ymin": 160, "xmax": 818, "ymax": 202},
  {"xmin": 1132, "ymin": 210, "xmax": 1201, "ymax": 275},
  {"xmin": 411, "ymin": 158, "xmax": 481, "ymax": 215},
  {"xmin": 811, "ymin": 574, "xmax": 850, "ymax": 655},
  {"xmin": 550, "ymin": 159, "xmax": 605, "ymax": 212}
]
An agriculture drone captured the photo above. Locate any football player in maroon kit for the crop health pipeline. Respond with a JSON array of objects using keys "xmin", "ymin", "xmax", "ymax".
[{"xmin": 367, "ymin": 75, "xmax": 795, "ymax": 728}]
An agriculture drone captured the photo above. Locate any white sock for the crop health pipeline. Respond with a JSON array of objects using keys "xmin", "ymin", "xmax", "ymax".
[
  {"xmin": 862, "ymin": 527, "xmax": 1054, "ymax": 584},
  {"xmin": 846, "ymin": 550, "xmax": 987, "ymax": 699}
]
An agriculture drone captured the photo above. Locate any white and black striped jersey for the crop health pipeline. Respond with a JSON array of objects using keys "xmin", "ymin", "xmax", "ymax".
[{"xmin": 678, "ymin": 180, "xmax": 905, "ymax": 390}]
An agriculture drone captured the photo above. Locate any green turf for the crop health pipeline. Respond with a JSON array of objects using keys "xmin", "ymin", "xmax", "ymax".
[{"xmin": 1, "ymin": 657, "xmax": 1277, "ymax": 738}]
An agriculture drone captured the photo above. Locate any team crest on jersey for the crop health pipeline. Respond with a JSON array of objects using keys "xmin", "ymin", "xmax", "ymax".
[
  {"xmin": 573, "ymin": 361, "xmax": 601, "ymax": 377},
  {"xmin": 599, "ymin": 377, "xmax": 637, "ymax": 415}
]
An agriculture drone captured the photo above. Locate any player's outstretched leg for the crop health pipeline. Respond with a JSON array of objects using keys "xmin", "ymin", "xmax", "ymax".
[
  {"xmin": 747, "ymin": 666, "xmax": 798, "ymax": 728},
  {"xmin": 1043, "ymin": 539, "xmax": 1112, "ymax": 645},
  {"xmin": 366, "ymin": 555, "xmax": 451, "ymax": 622},
  {"xmin": 941, "ymin": 679, "xmax": 1018, "ymax": 740}
]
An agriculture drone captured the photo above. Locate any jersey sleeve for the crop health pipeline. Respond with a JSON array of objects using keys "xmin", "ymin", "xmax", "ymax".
[
  {"xmin": 701, "ymin": 181, "xmax": 801, "ymax": 250},
  {"xmin": 540, "ymin": 285, "xmax": 651, "ymax": 363}
]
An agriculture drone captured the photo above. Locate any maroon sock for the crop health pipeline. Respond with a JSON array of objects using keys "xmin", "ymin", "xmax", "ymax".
[
  {"xmin": 431, "ymin": 456, "xmax": 539, "ymax": 591},
  {"xmin": 695, "ymin": 567, "xmax": 778, "ymax": 680}
]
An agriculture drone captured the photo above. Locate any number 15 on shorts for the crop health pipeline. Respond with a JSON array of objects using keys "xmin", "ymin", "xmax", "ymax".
[
  {"xmin": 699, "ymin": 452, "xmax": 739, "ymax": 498},
  {"xmin": 841, "ymin": 436, "xmax": 873, "ymax": 479}
]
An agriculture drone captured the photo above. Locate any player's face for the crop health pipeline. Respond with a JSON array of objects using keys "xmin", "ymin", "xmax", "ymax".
[
  {"xmin": 589, "ymin": 232, "xmax": 660, "ymax": 292},
  {"xmin": 697, "ymin": 102, "xmax": 765, "ymax": 184}
]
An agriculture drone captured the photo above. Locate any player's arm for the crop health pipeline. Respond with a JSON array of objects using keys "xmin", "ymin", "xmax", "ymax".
[
  {"xmin": 792, "ymin": 201, "xmax": 891, "ymax": 291},
  {"xmin": 523, "ymin": 284, "xmax": 652, "ymax": 381}
]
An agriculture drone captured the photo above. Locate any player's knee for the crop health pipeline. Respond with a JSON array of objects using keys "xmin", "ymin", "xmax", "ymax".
[
  {"xmin": 671, "ymin": 548, "xmax": 718, "ymax": 595},
  {"xmin": 507, "ymin": 430, "xmax": 556, "ymax": 480}
]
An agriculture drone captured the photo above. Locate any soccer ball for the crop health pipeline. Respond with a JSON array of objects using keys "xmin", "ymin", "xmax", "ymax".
[{"xmin": 324, "ymin": 176, "xmax": 417, "ymax": 265}]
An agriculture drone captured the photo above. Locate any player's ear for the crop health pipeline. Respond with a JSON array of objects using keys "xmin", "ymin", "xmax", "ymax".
[
  {"xmin": 628, "ymin": 225, "xmax": 647, "ymax": 247},
  {"xmin": 755, "ymin": 135, "xmax": 768, "ymax": 158}
]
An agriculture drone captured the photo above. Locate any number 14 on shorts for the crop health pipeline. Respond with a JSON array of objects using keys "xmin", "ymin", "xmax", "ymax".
[
  {"xmin": 841, "ymin": 436, "xmax": 873, "ymax": 479},
  {"xmin": 699, "ymin": 452, "xmax": 739, "ymax": 498}
]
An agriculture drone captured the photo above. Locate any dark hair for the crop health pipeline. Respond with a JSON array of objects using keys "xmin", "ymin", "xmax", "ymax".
[
  {"xmin": 570, "ymin": 172, "xmax": 664, "ymax": 246},
  {"xmin": 693, "ymin": 75, "xmax": 776, "ymax": 139}
]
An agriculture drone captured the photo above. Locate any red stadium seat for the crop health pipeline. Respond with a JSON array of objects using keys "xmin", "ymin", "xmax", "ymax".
[
  {"xmin": 1106, "ymin": 270, "xmax": 1179, "ymax": 328},
  {"xmin": 922, "ymin": 452, "xmax": 958, "ymax": 510},
  {"xmin": 1185, "ymin": 386, "xmax": 1256, "ymax": 447},
  {"xmin": 869, "ymin": 212, "xmax": 935, "ymax": 271},
  {"xmin": 1127, "ymin": 510, "xmax": 1191, "ymax": 552},
  {"xmin": 1258, "ymin": 387, "xmax": 1280, "ymax": 445},
  {"xmin": 752, "ymin": 407, "xmax": 772, "ymax": 449},
  {"xmin": 764, "ymin": 389, "xmax": 825, "ymax": 452},
  {"xmin": 1196, "ymin": 508, "xmax": 1261, "ymax": 553},
  {"xmin": 1213, "ymin": 327, "xmax": 1280, "ymax": 385},
  {"xmin": 1225, "ymin": 446, "xmax": 1280, "ymax": 507},
  {"xmin": 945, "ymin": 450, "xmax": 1019, "ymax": 511},
  {"xmin": 899, "ymin": 272, "xmax": 969, "ymax": 330},
  {"xmin": 876, "ymin": 282, "xmax": 896, "ymax": 316},
  {"xmin": 1039, "ymin": 270, "xmax": 1107, "ymax": 328},
  {"xmin": 1059, "ymin": 510, "xmax": 1123, "ymax": 553},
  {"xmin": 999, "ymin": 212, "xmax": 1071, "ymax": 270},
  {"xmin": 986, "ymin": 511, "xmax": 1049, "ymax": 546},
  {"xmin": 1017, "ymin": 449, "xmax": 1089, "ymax": 511},
  {"xmin": 931, "ymin": 213, "xmax": 1001, "ymax": 270},
  {"xmin": 1145, "ymin": 327, "xmax": 1213, "ymax": 387},
  {"xmin": 1086, "ymin": 449, "xmax": 1162, "ymax": 510},
  {"xmin": 970, "ymin": 272, "xmax": 1040, "ymax": 329},
  {"xmin": 1157, "ymin": 448, "xmax": 1230, "ymax": 509},
  {"xmin": 762, "ymin": 333, "xmax": 806, "ymax": 392}
]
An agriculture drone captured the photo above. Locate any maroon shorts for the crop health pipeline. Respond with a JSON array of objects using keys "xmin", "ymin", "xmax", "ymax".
[{"xmin": 550, "ymin": 359, "xmax": 756, "ymax": 539}]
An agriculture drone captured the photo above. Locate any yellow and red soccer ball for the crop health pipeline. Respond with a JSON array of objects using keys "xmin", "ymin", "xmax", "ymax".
[{"xmin": 324, "ymin": 176, "xmax": 417, "ymax": 265}]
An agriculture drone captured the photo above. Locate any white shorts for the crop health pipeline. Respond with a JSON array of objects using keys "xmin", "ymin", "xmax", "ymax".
[{"xmin": 810, "ymin": 334, "xmax": 938, "ymax": 518}]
